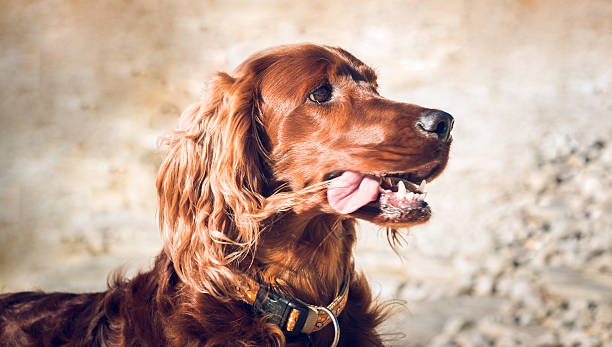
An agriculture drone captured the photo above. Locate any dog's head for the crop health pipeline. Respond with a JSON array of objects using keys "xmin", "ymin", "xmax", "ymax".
[{"xmin": 156, "ymin": 44, "xmax": 452, "ymax": 294}]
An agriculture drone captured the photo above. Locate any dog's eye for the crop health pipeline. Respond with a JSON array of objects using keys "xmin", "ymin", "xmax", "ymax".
[{"xmin": 308, "ymin": 85, "xmax": 332, "ymax": 104}]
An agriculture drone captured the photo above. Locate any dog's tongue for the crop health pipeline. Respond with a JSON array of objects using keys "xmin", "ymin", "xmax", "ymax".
[{"xmin": 327, "ymin": 171, "xmax": 380, "ymax": 214}]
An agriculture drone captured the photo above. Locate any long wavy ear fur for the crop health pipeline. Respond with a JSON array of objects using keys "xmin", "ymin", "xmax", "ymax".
[{"xmin": 156, "ymin": 72, "xmax": 267, "ymax": 298}]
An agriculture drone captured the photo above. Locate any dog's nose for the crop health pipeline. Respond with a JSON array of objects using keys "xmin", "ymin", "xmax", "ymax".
[{"xmin": 417, "ymin": 110, "xmax": 454, "ymax": 143}]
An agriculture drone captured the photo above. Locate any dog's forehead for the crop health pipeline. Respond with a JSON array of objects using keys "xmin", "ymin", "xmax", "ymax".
[{"xmin": 237, "ymin": 44, "xmax": 377, "ymax": 91}]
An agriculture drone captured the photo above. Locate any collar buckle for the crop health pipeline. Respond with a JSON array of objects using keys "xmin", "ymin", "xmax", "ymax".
[{"xmin": 251, "ymin": 286, "xmax": 315, "ymax": 338}]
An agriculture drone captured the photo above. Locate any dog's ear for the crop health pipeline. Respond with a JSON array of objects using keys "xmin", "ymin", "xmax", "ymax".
[{"xmin": 156, "ymin": 72, "xmax": 267, "ymax": 297}]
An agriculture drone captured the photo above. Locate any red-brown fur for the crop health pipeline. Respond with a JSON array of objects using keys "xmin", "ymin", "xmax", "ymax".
[{"xmin": 0, "ymin": 44, "xmax": 451, "ymax": 346}]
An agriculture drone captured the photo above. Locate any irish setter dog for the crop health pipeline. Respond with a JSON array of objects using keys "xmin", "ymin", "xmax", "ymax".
[{"xmin": 0, "ymin": 44, "xmax": 453, "ymax": 346}]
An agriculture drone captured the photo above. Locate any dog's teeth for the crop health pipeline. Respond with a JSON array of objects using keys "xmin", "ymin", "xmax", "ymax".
[
  {"xmin": 385, "ymin": 177, "xmax": 392, "ymax": 185},
  {"xmin": 419, "ymin": 180, "xmax": 427, "ymax": 192},
  {"xmin": 397, "ymin": 181, "xmax": 407, "ymax": 198},
  {"xmin": 415, "ymin": 193, "xmax": 425, "ymax": 201}
]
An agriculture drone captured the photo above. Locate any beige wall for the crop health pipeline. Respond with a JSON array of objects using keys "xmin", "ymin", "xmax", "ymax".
[{"xmin": 1, "ymin": 1, "xmax": 611, "ymax": 344}]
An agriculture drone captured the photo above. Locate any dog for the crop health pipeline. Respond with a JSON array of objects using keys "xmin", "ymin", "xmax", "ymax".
[{"xmin": 0, "ymin": 43, "xmax": 453, "ymax": 346}]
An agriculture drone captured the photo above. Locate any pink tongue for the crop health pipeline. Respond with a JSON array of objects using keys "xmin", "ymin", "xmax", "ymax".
[{"xmin": 327, "ymin": 171, "xmax": 380, "ymax": 214}]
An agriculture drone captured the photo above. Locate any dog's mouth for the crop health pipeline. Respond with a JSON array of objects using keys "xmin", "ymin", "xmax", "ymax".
[{"xmin": 324, "ymin": 163, "xmax": 442, "ymax": 225}]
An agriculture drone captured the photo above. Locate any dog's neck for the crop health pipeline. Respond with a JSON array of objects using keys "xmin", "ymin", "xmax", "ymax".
[{"xmin": 254, "ymin": 212, "xmax": 357, "ymax": 306}]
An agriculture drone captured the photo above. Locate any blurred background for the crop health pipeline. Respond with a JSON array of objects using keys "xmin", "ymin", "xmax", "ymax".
[{"xmin": 1, "ymin": 1, "xmax": 611, "ymax": 346}]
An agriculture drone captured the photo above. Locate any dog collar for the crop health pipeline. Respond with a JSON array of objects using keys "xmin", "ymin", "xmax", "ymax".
[{"xmin": 239, "ymin": 273, "xmax": 349, "ymax": 342}]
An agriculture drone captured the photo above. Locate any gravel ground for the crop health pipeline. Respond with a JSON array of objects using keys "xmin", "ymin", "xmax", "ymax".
[
  {"xmin": 1, "ymin": 1, "xmax": 611, "ymax": 346},
  {"xmin": 389, "ymin": 136, "xmax": 612, "ymax": 347}
]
